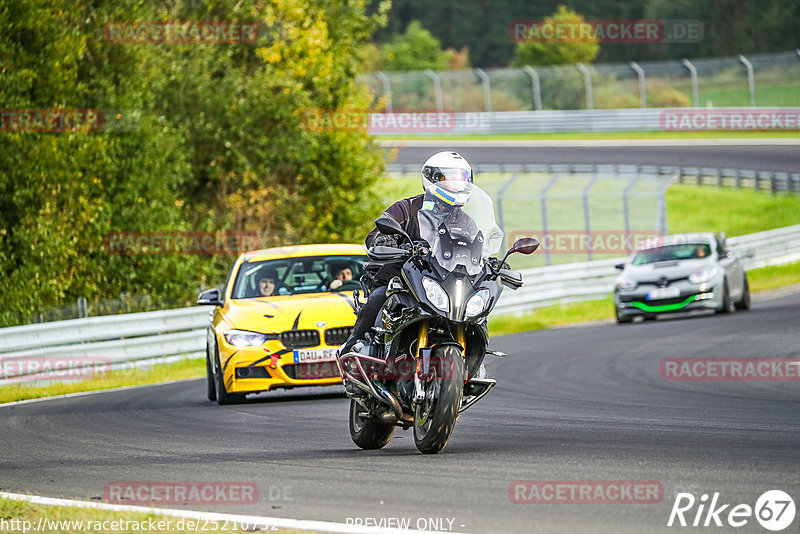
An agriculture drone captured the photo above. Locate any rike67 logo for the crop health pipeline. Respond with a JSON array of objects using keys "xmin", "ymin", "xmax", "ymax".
[{"xmin": 668, "ymin": 490, "xmax": 795, "ymax": 531}]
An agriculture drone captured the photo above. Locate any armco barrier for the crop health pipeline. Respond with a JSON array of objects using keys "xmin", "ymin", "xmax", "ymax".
[{"xmin": 1, "ymin": 225, "xmax": 798, "ymax": 381}]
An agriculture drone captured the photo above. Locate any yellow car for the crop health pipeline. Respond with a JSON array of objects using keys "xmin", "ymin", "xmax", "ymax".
[{"xmin": 197, "ymin": 243, "xmax": 368, "ymax": 404}]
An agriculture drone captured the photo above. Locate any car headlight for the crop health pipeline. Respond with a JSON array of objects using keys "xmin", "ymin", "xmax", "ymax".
[
  {"xmin": 689, "ymin": 266, "xmax": 719, "ymax": 284},
  {"xmin": 223, "ymin": 329, "xmax": 268, "ymax": 347},
  {"xmin": 466, "ymin": 289, "xmax": 490, "ymax": 318},
  {"xmin": 616, "ymin": 276, "xmax": 637, "ymax": 290},
  {"xmin": 422, "ymin": 276, "xmax": 449, "ymax": 312}
]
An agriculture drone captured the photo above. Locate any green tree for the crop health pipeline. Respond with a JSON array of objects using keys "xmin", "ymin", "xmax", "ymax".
[
  {"xmin": 513, "ymin": 5, "xmax": 600, "ymax": 67},
  {"xmin": 379, "ymin": 20, "xmax": 461, "ymax": 71}
]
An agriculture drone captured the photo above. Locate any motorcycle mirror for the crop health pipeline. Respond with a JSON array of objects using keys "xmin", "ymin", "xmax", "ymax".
[
  {"xmin": 375, "ymin": 215, "xmax": 411, "ymax": 242},
  {"xmin": 499, "ymin": 237, "xmax": 540, "ymax": 266},
  {"xmin": 510, "ymin": 237, "xmax": 540, "ymax": 255}
]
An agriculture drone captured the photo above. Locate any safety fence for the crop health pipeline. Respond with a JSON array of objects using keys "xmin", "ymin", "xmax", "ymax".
[{"xmin": 358, "ymin": 51, "xmax": 800, "ymax": 113}]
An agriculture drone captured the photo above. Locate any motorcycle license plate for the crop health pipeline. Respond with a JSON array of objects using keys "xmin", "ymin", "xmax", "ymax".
[
  {"xmin": 293, "ymin": 348, "xmax": 338, "ymax": 363},
  {"xmin": 646, "ymin": 287, "xmax": 680, "ymax": 300}
]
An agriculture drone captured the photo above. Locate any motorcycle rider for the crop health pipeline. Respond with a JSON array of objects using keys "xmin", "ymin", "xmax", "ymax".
[{"xmin": 339, "ymin": 151, "xmax": 475, "ymax": 357}]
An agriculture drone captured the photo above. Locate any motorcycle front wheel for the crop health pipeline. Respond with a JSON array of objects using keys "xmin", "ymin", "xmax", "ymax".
[
  {"xmin": 349, "ymin": 399, "xmax": 395, "ymax": 450},
  {"xmin": 413, "ymin": 345, "xmax": 464, "ymax": 454}
]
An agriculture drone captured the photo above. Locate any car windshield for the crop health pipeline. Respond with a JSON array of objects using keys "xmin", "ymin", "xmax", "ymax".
[
  {"xmin": 417, "ymin": 181, "xmax": 504, "ymax": 276},
  {"xmin": 230, "ymin": 255, "xmax": 368, "ymax": 298},
  {"xmin": 632, "ymin": 243, "xmax": 712, "ymax": 265}
]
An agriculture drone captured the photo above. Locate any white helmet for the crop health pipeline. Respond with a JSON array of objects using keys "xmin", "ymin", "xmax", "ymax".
[
  {"xmin": 420, "ymin": 151, "xmax": 474, "ymax": 207},
  {"xmin": 421, "ymin": 151, "xmax": 473, "ymax": 188}
]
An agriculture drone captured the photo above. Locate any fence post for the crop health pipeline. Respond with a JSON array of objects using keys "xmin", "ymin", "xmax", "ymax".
[
  {"xmin": 630, "ymin": 61, "xmax": 647, "ymax": 108},
  {"xmin": 582, "ymin": 174, "xmax": 601, "ymax": 260},
  {"xmin": 622, "ymin": 175, "xmax": 642, "ymax": 252},
  {"xmin": 495, "ymin": 173, "xmax": 520, "ymax": 249},
  {"xmin": 375, "ymin": 71, "xmax": 392, "ymax": 112},
  {"xmin": 540, "ymin": 174, "xmax": 562, "ymax": 266},
  {"xmin": 474, "ymin": 68, "xmax": 492, "ymax": 113},
  {"xmin": 522, "ymin": 66, "xmax": 542, "ymax": 111},
  {"xmin": 577, "ymin": 64, "xmax": 593, "ymax": 110},
  {"xmin": 681, "ymin": 59, "xmax": 700, "ymax": 107},
  {"xmin": 656, "ymin": 171, "xmax": 677, "ymax": 236},
  {"xmin": 425, "ymin": 69, "xmax": 444, "ymax": 113},
  {"xmin": 738, "ymin": 55, "xmax": 756, "ymax": 106},
  {"xmin": 77, "ymin": 297, "xmax": 88, "ymax": 319}
]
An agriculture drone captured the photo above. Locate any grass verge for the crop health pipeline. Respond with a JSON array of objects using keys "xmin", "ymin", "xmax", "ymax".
[
  {"xmin": 0, "ymin": 357, "xmax": 204, "ymax": 405},
  {"xmin": 489, "ymin": 260, "xmax": 800, "ymax": 337},
  {"xmin": 0, "ymin": 496, "xmax": 317, "ymax": 533}
]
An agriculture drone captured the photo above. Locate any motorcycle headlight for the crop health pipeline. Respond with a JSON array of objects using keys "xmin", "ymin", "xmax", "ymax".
[
  {"xmin": 616, "ymin": 276, "xmax": 637, "ymax": 290},
  {"xmin": 466, "ymin": 289, "xmax": 490, "ymax": 318},
  {"xmin": 689, "ymin": 266, "xmax": 719, "ymax": 284},
  {"xmin": 422, "ymin": 276, "xmax": 449, "ymax": 312},
  {"xmin": 223, "ymin": 329, "xmax": 268, "ymax": 347}
]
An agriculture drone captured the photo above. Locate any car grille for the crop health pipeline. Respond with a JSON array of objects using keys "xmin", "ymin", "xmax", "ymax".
[
  {"xmin": 324, "ymin": 326, "xmax": 353, "ymax": 346},
  {"xmin": 629, "ymin": 295, "xmax": 690, "ymax": 306},
  {"xmin": 282, "ymin": 362, "xmax": 341, "ymax": 380},
  {"xmin": 279, "ymin": 329, "xmax": 320, "ymax": 349}
]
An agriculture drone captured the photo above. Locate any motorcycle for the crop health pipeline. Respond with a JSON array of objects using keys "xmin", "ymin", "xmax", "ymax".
[{"xmin": 335, "ymin": 181, "xmax": 539, "ymax": 454}]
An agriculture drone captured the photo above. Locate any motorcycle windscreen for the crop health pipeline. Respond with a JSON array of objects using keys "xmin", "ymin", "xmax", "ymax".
[{"xmin": 418, "ymin": 181, "xmax": 504, "ymax": 276}]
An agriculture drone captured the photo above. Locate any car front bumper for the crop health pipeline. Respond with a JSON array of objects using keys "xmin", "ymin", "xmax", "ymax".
[
  {"xmin": 218, "ymin": 338, "xmax": 344, "ymax": 394},
  {"xmin": 614, "ymin": 279, "xmax": 723, "ymax": 317}
]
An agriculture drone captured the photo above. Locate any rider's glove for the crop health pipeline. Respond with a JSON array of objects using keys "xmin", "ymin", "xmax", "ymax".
[{"xmin": 373, "ymin": 233, "xmax": 398, "ymax": 248}]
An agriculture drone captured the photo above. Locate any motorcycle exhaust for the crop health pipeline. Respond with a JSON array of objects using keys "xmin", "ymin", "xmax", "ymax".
[{"xmin": 336, "ymin": 350, "xmax": 404, "ymax": 423}]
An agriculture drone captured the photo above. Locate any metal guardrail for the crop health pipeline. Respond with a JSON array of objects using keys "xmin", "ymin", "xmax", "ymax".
[
  {"xmin": 1, "ymin": 225, "xmax": 798, "ymax": 381},
  {"xmin": 367, "ymin": 108, "xmax": 800, "ymax": 134}
]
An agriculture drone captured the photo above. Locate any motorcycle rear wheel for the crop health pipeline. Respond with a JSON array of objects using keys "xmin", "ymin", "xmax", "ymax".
[{"xmin": 413, "ymin": 345, "xmax": 463, "ymax": 454}]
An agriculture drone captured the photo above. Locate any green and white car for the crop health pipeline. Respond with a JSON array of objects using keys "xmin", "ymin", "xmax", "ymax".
[{"xmin": 613, "ymin": 233, "xmax": 750, "ymax": 323}]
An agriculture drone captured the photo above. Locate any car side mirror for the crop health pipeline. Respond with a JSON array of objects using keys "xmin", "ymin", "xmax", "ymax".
[
  {"xmin": 375, "ymin": 215, "xmax": 411, "ymax": 243},
  {"xmin": 197, "ymin": 288, "xmax": 223, "ymax": 306},
  {"xmin": 615, "ymin": 263, "xmax": 625, "ymax": 270}
]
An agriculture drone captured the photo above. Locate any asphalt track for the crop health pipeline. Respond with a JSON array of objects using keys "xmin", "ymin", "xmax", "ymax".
[
  {"xmin": 388, "ymin": 141, "xmax": 800, "ymax": 172},
  {"xmin": 2, "ymin": 290, "xmax": 798, "ymax": 533}
]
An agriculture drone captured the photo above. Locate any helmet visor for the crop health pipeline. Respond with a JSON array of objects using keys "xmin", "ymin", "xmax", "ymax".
[{"xmin": 431, "ymin": 167, "xmax": 472, "ymax": 182}]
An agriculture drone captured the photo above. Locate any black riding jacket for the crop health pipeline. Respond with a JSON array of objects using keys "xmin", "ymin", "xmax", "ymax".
[{"xmin": 366, "ymin": 194, "xmax": 424, "ymax": 286}]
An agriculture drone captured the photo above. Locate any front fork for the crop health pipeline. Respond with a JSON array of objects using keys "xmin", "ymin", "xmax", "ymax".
[{"xmin": 413, "ymin": 321, "xmax": 466, "ymax": 404}]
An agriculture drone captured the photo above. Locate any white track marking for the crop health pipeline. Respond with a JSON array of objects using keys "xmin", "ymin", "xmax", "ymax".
[{"xmin": 0, "ymin": 492, "xmax": 468, "ymax": 534}]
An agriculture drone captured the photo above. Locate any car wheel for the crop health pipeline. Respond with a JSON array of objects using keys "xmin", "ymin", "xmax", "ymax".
[
  {"xmin": 734, "ymin": 275, "xmax": 751, "ymax": 311},
  {"xmin": 716, "ymin": 279, "xmax": 733, "ymax": 314},
  {"xmin": 214, "ymin": 347, "xmax": 246, "ymax": 405},
  {"xmin": 206, "ymin": 346, "xmax": 217, "ymax": 401},
  {"xmin": 615, "ymin": 308, "xmax": 633, "ymax": 324}
]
